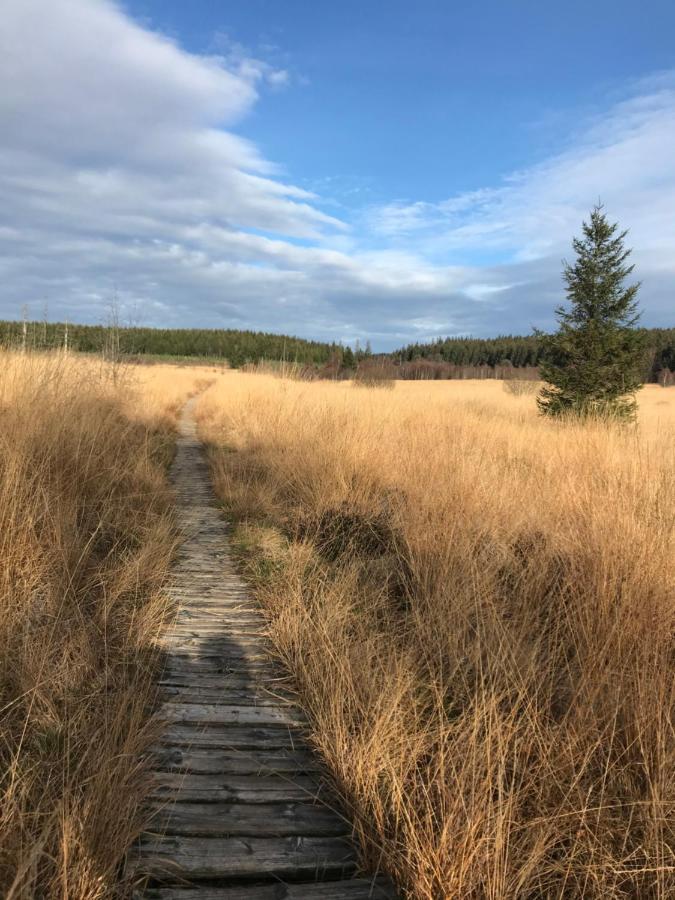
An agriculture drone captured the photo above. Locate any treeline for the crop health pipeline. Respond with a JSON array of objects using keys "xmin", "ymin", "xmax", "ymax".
[
  {"xmin": 0, "ymin": 321, "xmax": 336, "ymax": 367},
  {"xmin": 395, "ymin": 328, "xmax": 675, "ymax": 383},
  {"xmin": 2, "ymin": 318, "xmax": 673, "ymax": 383},
  {"xmin": 396, "ymin": 360, "xmax": 541, "ymax": 381}
]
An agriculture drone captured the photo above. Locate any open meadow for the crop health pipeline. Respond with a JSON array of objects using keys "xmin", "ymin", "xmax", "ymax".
[
  {"xmin": 1, "ymin": 355, "xmax": 673, "ymax": 899},
  {"xmin": 198, "ymin": 374, "xmax": 675, "ymax": 899}
]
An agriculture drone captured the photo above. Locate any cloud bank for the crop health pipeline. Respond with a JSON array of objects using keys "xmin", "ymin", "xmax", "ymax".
[{"xmin": 1, "ymin": 0, "xmax": 673, "ymax": 348}]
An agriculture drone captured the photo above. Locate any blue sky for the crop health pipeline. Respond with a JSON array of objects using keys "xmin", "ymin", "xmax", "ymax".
[
  {"xmin": 139, "ymin": 0, "xmax": 675, "ymax": 205},
  {"xmin": 1, "ymin": 0, "xmax": 674, "ymax": 348}
]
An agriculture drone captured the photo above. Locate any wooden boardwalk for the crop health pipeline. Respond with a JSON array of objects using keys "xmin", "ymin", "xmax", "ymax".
[{"xmin": 130, "ymin": 398, "xmax": 395, "ymax": 899}]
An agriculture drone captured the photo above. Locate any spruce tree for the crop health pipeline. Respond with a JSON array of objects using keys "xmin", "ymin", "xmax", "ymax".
[{"xmin": 537, "ymin": 205, "xmax": 646, "ymax": 420}]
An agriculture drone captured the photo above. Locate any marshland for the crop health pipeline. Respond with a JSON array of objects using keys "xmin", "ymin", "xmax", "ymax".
[{"xmin": 1, "ymin": 350, "xmax": 673, "ymax": 897}]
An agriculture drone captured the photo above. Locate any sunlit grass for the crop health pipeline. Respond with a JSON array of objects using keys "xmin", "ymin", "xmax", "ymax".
[{"xmin": 199, "ymin": 374, "xmax": 675, "ymax": 899}]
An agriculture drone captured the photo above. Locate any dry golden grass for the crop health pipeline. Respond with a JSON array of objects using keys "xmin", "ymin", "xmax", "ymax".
[
  {"xmin": 130, "ymin": 361, "xmax": 224, "ymax": 421},
  {"xmin": 199, "ymin": 374, "xmax": 675, "ymax": 899},
  {"xmin": 0, "ymin": 352, "xmax": 210, "ymax": 899}
]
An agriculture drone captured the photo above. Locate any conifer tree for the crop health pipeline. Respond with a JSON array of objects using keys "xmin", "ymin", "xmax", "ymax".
[
  {"xmin": 538, "ymin": 205, "xmax": 645, "ymax": 419},
  {"xmin": 342, "ymin": 345, "xmax": 355, "ymax": 369}
]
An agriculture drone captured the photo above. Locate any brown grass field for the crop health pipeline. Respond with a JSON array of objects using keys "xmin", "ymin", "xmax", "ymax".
[
  {"xmin": 198, "ymin": 374, "xmax": 675, "ymax": 899},
  {"xmin": 0, "ymin": 352, "xmax": 221, "ymax": 898},
  {"xmin": 1, "ymin": 355, "xmax": 673, "ymax": 898}
]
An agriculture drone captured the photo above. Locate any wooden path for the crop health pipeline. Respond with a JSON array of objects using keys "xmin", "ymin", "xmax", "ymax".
[{"xmin": 130, "ymin": 397, "xmax": 395, "ymax": 899}]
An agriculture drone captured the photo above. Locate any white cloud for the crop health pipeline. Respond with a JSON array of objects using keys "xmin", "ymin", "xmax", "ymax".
[
  {"xmin": 367, "ymin": 75, "xmax": 675, "ymax": 271},
  {"xmin": 0, "ymin": 0, "xmax": 341, "ymax": 241},
  {"xmin": 0, "ymin": 0, "xmax": 672, "ymax": 348},
  {"xmin": 209, "ymin": 33, "xmax": 291, "ymax": 91}
]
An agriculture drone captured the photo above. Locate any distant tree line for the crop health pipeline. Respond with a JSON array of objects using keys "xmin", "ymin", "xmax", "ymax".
[
  {"xmin": 0, "ymin": 321, "xmax": 338, "ymax": 367},
  {"xmin": 1, "ymin": 318, "xmax": 672, "ymax": 384},
  {"xmin": 394, "ymin": 327, "xmax": 675, "ymax": 384}
]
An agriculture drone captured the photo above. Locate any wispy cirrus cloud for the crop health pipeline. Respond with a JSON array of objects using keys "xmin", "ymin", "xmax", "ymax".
[
  {"xmin": 366, "ymin": 73, "xmax": 675, "ymax": 266},
  {"xmin": 0, "ymin": 0, "xmax": 672, "ymax": 349}
]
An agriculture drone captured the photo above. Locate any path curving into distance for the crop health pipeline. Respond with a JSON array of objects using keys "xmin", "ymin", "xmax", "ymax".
[{"xmin": 130, "ymin": 396, "xmax": 396, "ymax": 899}]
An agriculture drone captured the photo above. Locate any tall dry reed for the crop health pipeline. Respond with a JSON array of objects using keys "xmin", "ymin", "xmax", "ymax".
[
  {"xmin": 0, "ymin": 353, "xmax": 204, "ymax": 899},
  {"xmin": 199, "ymin": 375, "xmax": 675, "ymax": 899}
]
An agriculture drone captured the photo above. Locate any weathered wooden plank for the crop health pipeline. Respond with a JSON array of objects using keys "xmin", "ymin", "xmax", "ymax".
[
  {"xmin": 151, "ymin": 772, "xmax": 324, "ymax": 803},
  {"xmin": 158, "ymin": 670, "xmax": 281, "ymax": 687},
  {"xmin": 163, "ymin": 665, "xmax": 280, "ymax": 679},
  {"xmin": 163, "ymin": 636, "xmax": 269, "ymax": 650},
  {"xmin": 174, "ymin": 549, "xmax": 233, "ymax": 556},
  {"xmin": 151, "ymin": 746, "xmax": 320, "ymax": 775},
  {"xmin": 129, "ymin": 835, "xmax": 357, "ymax": 881},
  {"xmin": 159, "ymin": 687, "xmax": 294, "ymax": 706},
  {"xmin": 159, "ymin": 703, "xmax": 305, "ymax": 727},
  {"xmin": 157, "ymin": 724, "xmax": 307, "ymax": 751},
  {"xmin": 145, "ymin": 800, "xmax": 347, "ymax": 836},
  {"xmin": 163, "ymin": 635, "xmax": 272, "ymax": 649},
  {"xmin": 170, "ymin": 598, "xmax": 257, "ymax": 607},
  {"xmin": 168, "ymin": 585, "xmax": 252, "ymax": 595},
  {"xmin": 173, "ymin": 557, "xmax": 229, "ymax": 562},
  {"xmin": 162, "ymin": 659, "xmax": 283, "ymax": 677},
  {"xmin": 163, "ymin": 636, "xmax": 268, "ymax": 649},
  {"xmin": 172, "ymin": 612, "xmax": 263, "ymax": 623},
  {"xmin": 168, "ymin": 620, "xmax": 262, "ymax": 630},
  {"xmin": 170, "ymin": 579, "xmax": 250, "ymax": 588},
  {"xmin": 162, "ymin": 645, "xmax": 272, "ymax": 659},
  {"xmin": 138, "ymin": 882, "xmax": 393, "ymax": 900},
  {"xmin": 169, "ymin": 582, "xmax": 251, "ymax": 589},
  {"xmin": 169, "ymin": 611, "xmax": 265, "ymax": 622},
  {"xmin": 170, "ymin": 582, "xmax": 250, "ymax": 590},
  {"xmin": 168, "ymin": 605, "xmax": 259, "ymax": 615},
  {"xmin": 169, "ymin": 598, "xmax": 248, "ymax": 605},
  {"xmin": 163, "ymin": 643, "xmax": 272, "ymax": 657},
  {"xmin": 162, "ymin": 659, "xmax": 277, "ymax": 672},
  {"xmin": 164, "ymin": 627, "xmax": 267, "ymax": 640},
  {"xmin": 171, "ymin": 593, "xmax": 255, "ymax": 599},
  {"xmin": 157, "ymin": 672, "xmax": 289, "ymax": 691},
  {"xmin": 169, "ymin": 583, "xmax": 251, "ymax": 590},
  {"xmin": 167, "ymin": 596, "xmax": 255, "ymax": 607},
  {"xmin": 136, "ymin": 879, "xmax": 396, "ymax": 900},
  {"xmin": 171, "ymin": 573, "xmax": 246, "ymax": 582},
  {"xmin": 161, "ymin": 655, "xmax": 273, "ymax": 671}
]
